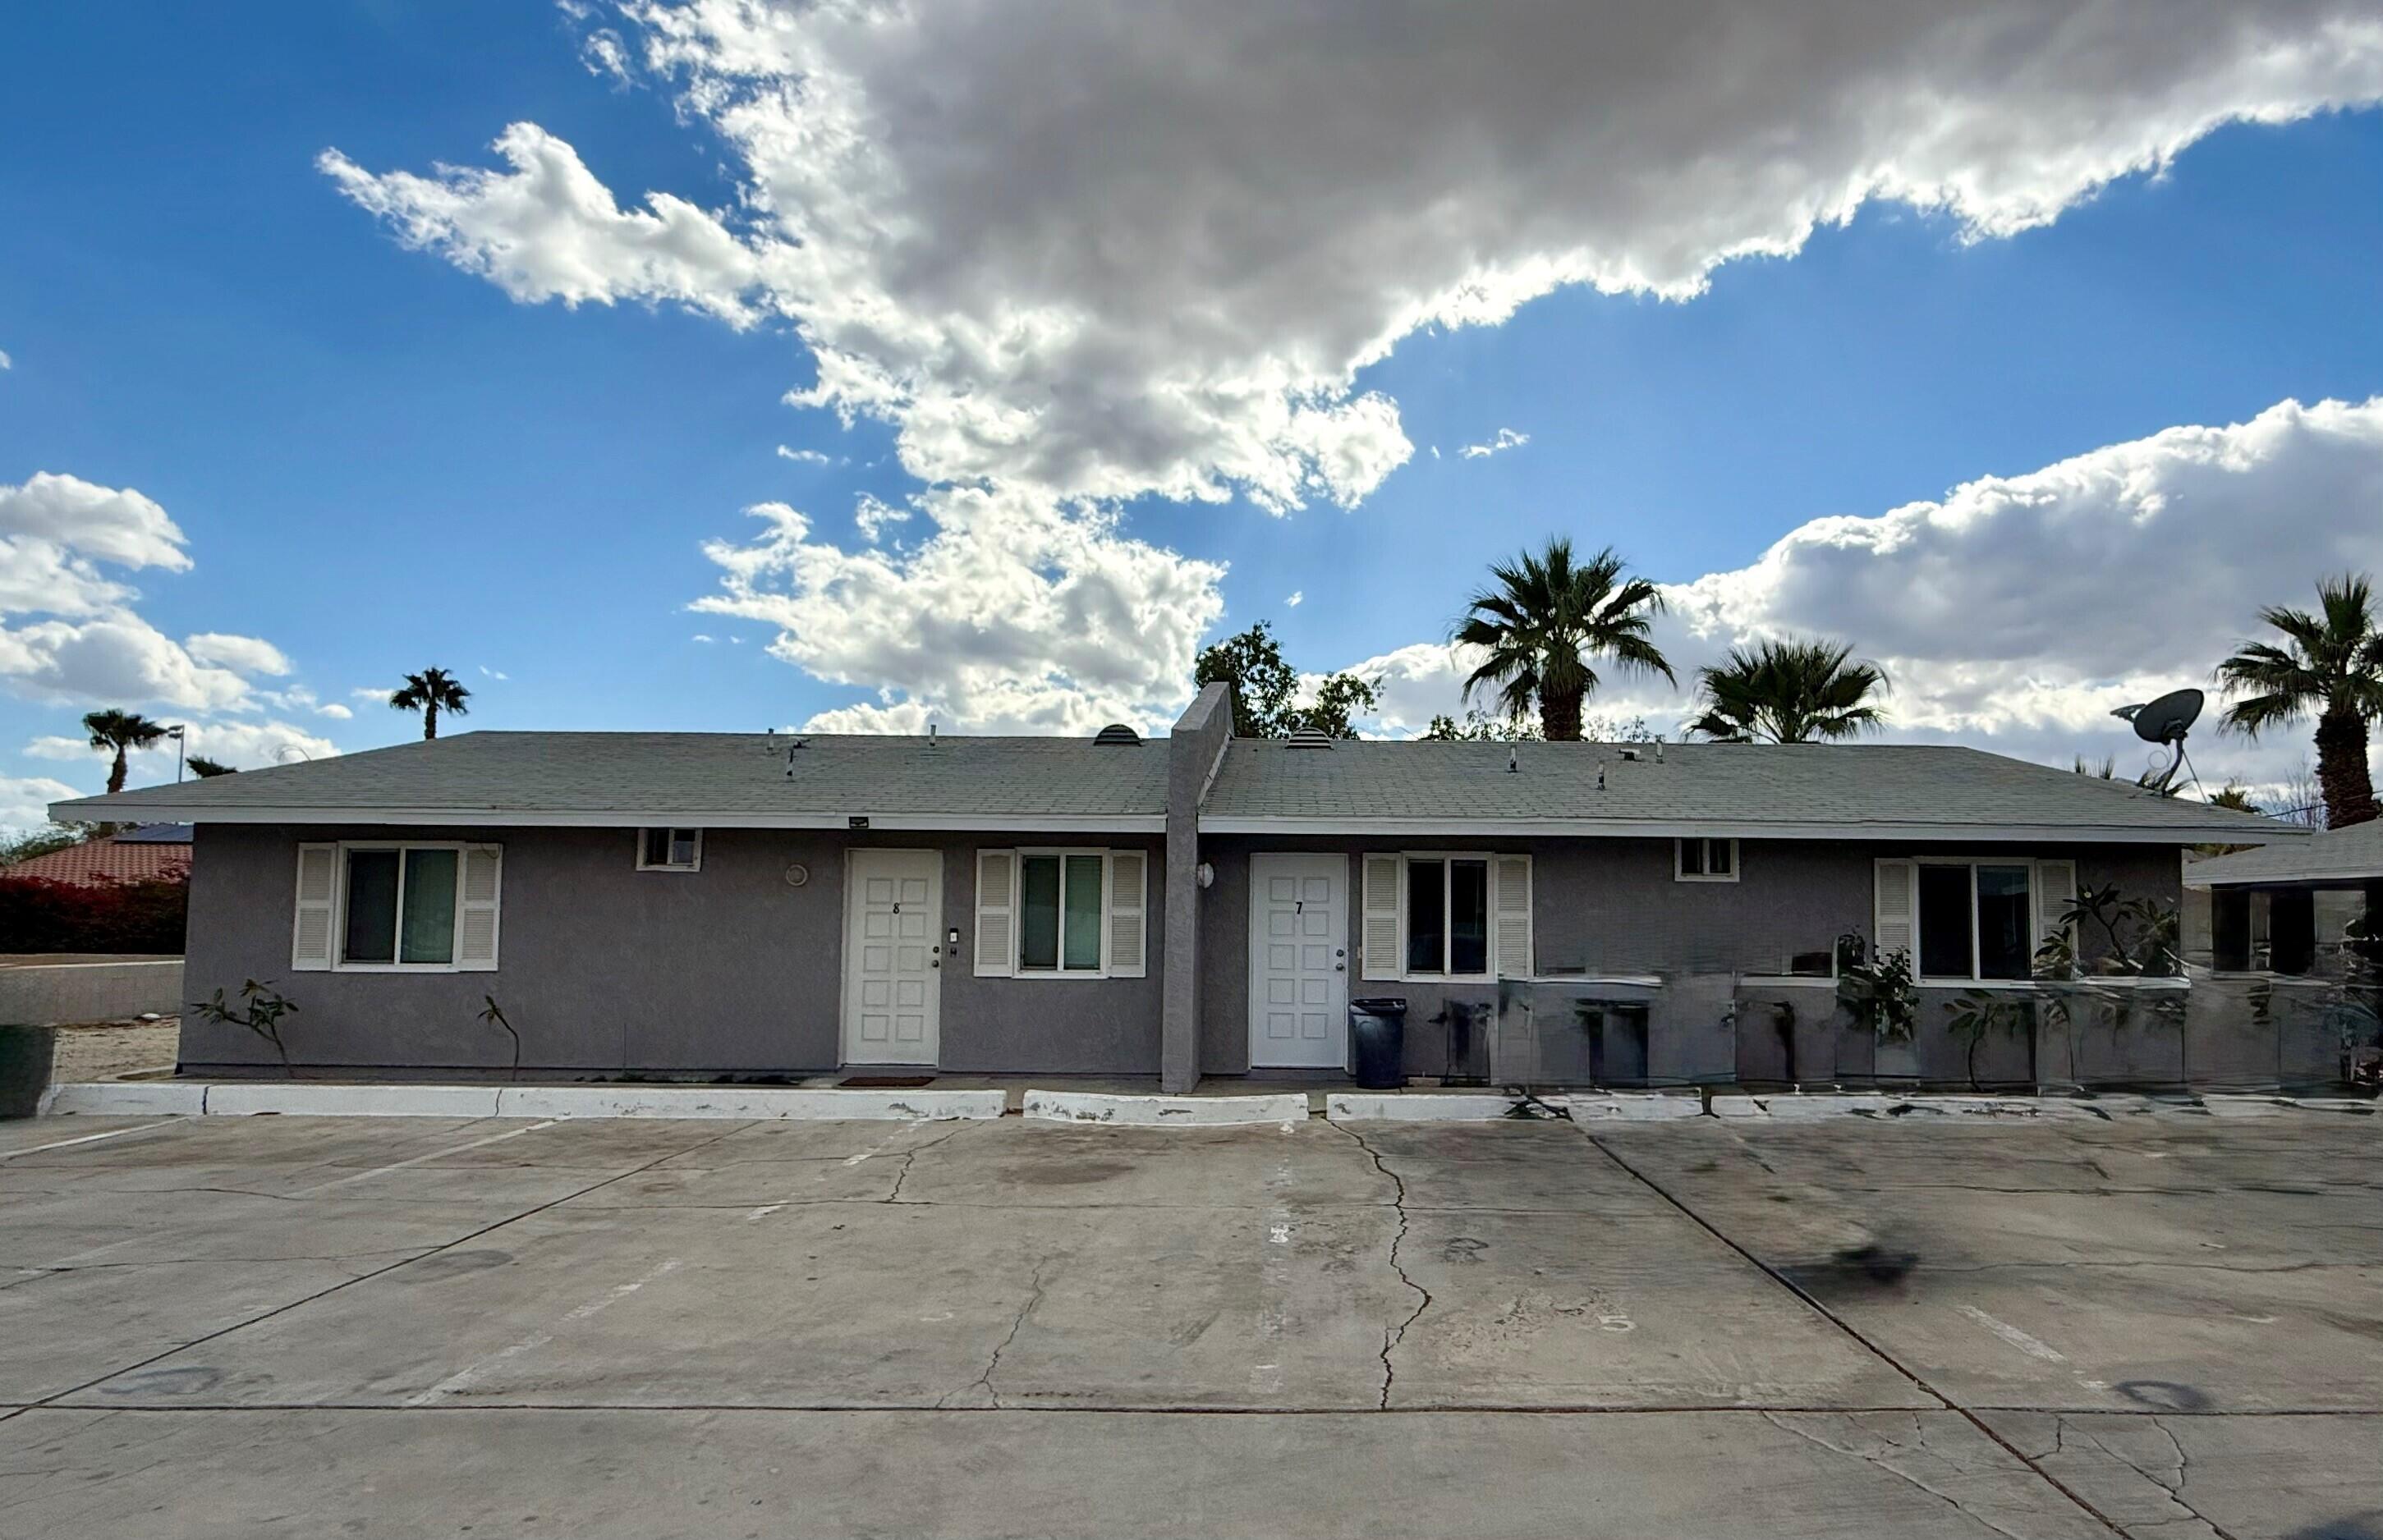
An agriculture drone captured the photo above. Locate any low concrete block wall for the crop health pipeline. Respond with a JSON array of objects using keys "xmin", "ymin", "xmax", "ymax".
[{"xmin": 0, "ymin": 960, "xmax": 182, "ymax": 1027}]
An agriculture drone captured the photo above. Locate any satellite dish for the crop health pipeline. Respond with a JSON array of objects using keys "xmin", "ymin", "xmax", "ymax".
[
  {"xmin": 2112, "ymin": 687, "xmax": 2203, "ymax": 745},
  {"xmin": 2109, "ymin": 688, "xmax": 2205, "ymax": 795}
]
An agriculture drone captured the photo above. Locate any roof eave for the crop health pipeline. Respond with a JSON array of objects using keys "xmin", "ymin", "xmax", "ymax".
[
  {"xmin": 44, "ymin": 799, "xmax": 1164, "ymax": 834},
  {"xmin": 1193, "ymin": 815, "xmax": 2306, "ymax": 843}
]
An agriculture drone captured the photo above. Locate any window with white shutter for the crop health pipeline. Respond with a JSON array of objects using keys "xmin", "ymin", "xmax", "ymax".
[
  {"xmin": 291, "ymin": 843, "xmax": 337, "ymax": 971},
  {"xmin": 1492, "ymin": 854, "xmax": 1533, "ymax": 979},
  {"xmin": 2032, "ymin": 859, "xmax": 2077, "ymax": 963},
  {"xmin": 1105, "ymin": 850, "xmax": 1147, "ymax": 977},
  {"xmin": 1873, "ymin": 859, "xmax": 1917, "ymax": 962},
  {"xmin": 1361, "ymin": 854, "xmax": 1401, "ymax": 981},
  {"xmin": 974, "ymin": 850, "xmax": 1015, "ymax": 977},
  {"xmin": 457, "ymin": 845, "xmax": 503, "ymax": 970}
]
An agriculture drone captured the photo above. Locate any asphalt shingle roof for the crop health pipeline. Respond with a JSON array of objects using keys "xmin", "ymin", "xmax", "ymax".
[
  {"xmin": 51, "ymin": 732, "xmax": 1169, "ymax": 824},
  {"xmin": 2188, "ymin": 818, "xmax": 2383, "ymax": 886},
  {"xmin": 1200, "ymin": 739, "xmax": 2299, "ymax": 839}
]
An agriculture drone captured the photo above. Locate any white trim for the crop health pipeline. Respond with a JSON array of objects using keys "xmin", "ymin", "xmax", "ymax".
[
  {"xmin": 1197, "ymin": 815, "xmax": 2302, "ymax": 843},
  {"xmin": 53, "ymin": 803, "xmax": 1164, "ymax": 833},
  {"xmin": 634, "ymin": 827, "xmax": 704, "ymax": 872},
  {"xmin": 1674, "ymin": 836, "xmax": 1739, "ymax": 882},
  {"xmin": 327, "ymin": 841, "xmax": 484, "ymax": 974}
]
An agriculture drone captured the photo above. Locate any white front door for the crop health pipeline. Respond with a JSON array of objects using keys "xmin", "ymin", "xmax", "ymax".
[
  {"xmin": 843, "ymin": 850, "xmax": 943, "ymax": 1065},
  {"xmin": 1248, "ymin": 854, "xmax": 1348, "ymax": 1069}
]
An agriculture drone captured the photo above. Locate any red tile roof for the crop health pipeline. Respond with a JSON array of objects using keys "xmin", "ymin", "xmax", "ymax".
[{"xmin": 2, "ymin": 835, "xmax": 191, "ymax": 887}]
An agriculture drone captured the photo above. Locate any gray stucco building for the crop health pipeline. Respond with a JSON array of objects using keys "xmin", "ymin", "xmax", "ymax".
[{"xmin": 54, "ymin": 685, "xmax": 2298, "ymax": 1090}]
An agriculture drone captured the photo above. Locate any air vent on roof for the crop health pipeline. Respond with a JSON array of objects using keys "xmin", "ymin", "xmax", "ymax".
[
  {"xmin": 1094, "ymin": 723, "xmax": 1142, "ymax": 745},
  {"xmin": 1285, "ymin": 727, "xmax": 1335, "ymax": 749}
]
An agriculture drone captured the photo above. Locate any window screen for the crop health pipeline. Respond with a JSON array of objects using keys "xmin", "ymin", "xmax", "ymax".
[{"xmin": 342, "ymin": 850, "xmax": 401, "ymax": 964}]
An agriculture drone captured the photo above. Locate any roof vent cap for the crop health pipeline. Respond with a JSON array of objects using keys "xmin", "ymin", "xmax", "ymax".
[
  {"xmin": 1285, "ymin": 727, "xmax": 1335, "ymax": 749},
  {"xmin": 1094, "ymin": 722, "xmax": 1142, "ymax": 746}
]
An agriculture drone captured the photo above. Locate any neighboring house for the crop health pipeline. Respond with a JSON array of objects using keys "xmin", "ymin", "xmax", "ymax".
[
  {"xmin": 0, "ymin": 824, "xmax": 191, "ymax": 887},
  {"xmin": 2185, "ymin": 822, "xmax": 2382, "ymax": 978},
  {"xmin": 52, "ymin": 686, "xmax": 2294, "ymax": 1088}
]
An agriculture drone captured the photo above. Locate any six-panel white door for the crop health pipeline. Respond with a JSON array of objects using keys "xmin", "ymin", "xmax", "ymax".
[
  {"xmin": 1247, "ymin": 854, "xmax": 1348, "ymax": 1069},
  {"xmin": 843, "ymin": 850, "xmax": 943, "ymax": 1065}
]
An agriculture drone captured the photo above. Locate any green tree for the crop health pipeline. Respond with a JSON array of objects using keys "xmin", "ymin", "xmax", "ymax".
[
  {"xmin": 2216, "ymin": 573, "xmax": 2383, "ymax": 828},
  {"xmin": 1683, "ymin": 638, "xmax": 1889, "ymax": 744},
  {"xmin": 186, "ymin": 756, "xmax": 238, "ymax": 777},
  {"xmin": 83, "ymin": 708, "xmax": 168, "ymax": 795},
  {"xmin": 1422, "ymin": 709, "xmax": 1540, "ymax": 741},
  {"xmin": 390, "ymin": 667, "xmax": 472, "ymax": 741},
  {"xmin": 1194, "ymin": 621, "xmax": 1379, "ymax": 738},
  {"xmin": 0, "ymin": 824, "xmax": 92, "ymax": 866},
  {"xmin": 1453, "ymin": 539, "xmax": 1673, "ymax": 740}
]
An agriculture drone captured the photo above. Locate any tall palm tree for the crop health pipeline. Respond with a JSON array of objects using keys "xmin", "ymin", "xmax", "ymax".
[
  {"xmin": 83, "ymin": 708, "xmax": 168, "ymax": 795},
  {"xmin": 2216, "ymin": 573, "xmax": 2383, "ymax": 829},
  {"xmin": 1683, "ymin": 638, "xmax": 1889, "ymax": 744},
  {"xmin": 390, "ymin": 668, "xmax": 472, "ymax": 740},
  {"xmin": 1453, "ymin": 539, "xmax": 1674, "ymax": 740},
  {"xmin": 186, "ymin": 755, "xmax": 238, "ymax": 777}
]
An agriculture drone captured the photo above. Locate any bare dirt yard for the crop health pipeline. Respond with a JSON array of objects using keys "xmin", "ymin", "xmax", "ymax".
[
  {"xmin": 45, "ymin": 1020, "xmax": 178, "ymax": 1082},
  {"xmin": 0, "ymin": 1106, "xmax": 2376, "ymax": 1538}
]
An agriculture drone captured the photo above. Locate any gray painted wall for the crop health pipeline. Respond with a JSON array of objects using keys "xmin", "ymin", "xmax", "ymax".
[
  {"xmin": 184, "ymin": 823, "xmax": 1164, "ymax": 1075},
  {"xmin": 1161, "ymin": 685, "xmax": 1232, "ymax": 1091},
  {"xmin": 1196, "ymin": 835, "xmax": 2182, "ymax": 1079}
]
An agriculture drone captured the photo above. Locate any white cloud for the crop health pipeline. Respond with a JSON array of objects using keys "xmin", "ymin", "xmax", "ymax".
[
  {"xmin": 0, "ymin": 349, "xmax": 11, "ymax": 371},
  {"xmin": 480, "ymin": 665, "xmax": 508, "ymax": 681},
  {"xmin": 185, "ymin": 632, "xmax": 292, "ymax": 677},
  {"xmin": 316, "ymin": 702, "xmax": 353, "ymax": 720},
  {"xmin": 581, "ymin": 27, "xmax": 635, "ymax": 86},
  {"xmin": 324, "ymin": 2, "xmax": 2383, "ymax": 729},
  {"xmin": 29, "ymin": 717, "xmax": 339, "ymax": 777},
  {"xmin": 0, "ymin": 470, "xmax": 188, "ymax": 575},
  {"xmin": 776, "ymin": 444, "xmax": 837, "ymax": 466},
  {"xmin": 0, "ymin": 775, "xmax": 79, "ymax": 835},
  {"xmin": 1286, "ymin": 591, "xmax": 1304, "ymax": 608},
  {"xmin": 351, "ymin": 685, "xmax": 395, "ymax": 702},
  {"xmin": 1350, "ymin": 397, "xmax": 2383, "ymax": 790},
  {"xmin": 852, "ymin": 493, "xmax": 909, "ymax": 543},
  {"xmin": 696, "ymin": 492, "xmax": 1224, "ymax": 733},
  {"xmin": 691, "ymin": 633, "xmax": 716, "ymax": 644},
  {"xmin": 1460, "ymin": 428, "xmax": 1530, "ymax": 461}
]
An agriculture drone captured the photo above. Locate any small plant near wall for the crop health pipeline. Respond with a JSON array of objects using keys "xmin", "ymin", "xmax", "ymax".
[
  {"xmin": 1946, "ymin": 990, "xmax": 2036, "ymax": 1092},
  {"xmin": 1834, "ymin": 932, "xmax": 1917, "ymax": 1041},
  {"xmin": 191, "ymin": 979, "xmax": 297, "ymax": 1076},
  {"xmin": 2032, "ymin": 883, "xmax": 2188, "ymax": 1084},
  {"xmin": 478, "ymin": 995, "xmax": 523, "ymax": 1082}
]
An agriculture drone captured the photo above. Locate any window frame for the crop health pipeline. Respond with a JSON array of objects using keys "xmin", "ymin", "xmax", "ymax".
[
  {"xmin": 1912, "ymin": 857, "xmax": 2036, "ymax": 983},
  {"xmin": 1011, "ymin": 846, "xmax": 1116, "ymax": 979},
  {"xmin": 1394, "ymin": 850, "xmax": 1495, "ymax": 983},
  {"xmin": 331, "ymin": 840, "xmax": 473, "ymax": 974},
  {"xmin": 1674, "ymin": 837, "xmax": 1739, "ymax": 883},
  {"xmin": 635, "ymin": 827, "xmax": 704, "ymax": 873}
]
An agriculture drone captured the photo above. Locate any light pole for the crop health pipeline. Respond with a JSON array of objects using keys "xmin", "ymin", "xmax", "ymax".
[{"xmin": 166, "ymin": 725, "xmax": 186, "ymax": 783}]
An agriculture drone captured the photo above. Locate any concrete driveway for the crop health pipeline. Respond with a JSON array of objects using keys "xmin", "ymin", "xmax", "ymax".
[{"xmin": 0, "ymin": 1107, "xmax": 2376, "ymax": 1538}]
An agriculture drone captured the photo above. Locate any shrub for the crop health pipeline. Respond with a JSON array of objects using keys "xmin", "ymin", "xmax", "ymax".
[{"xmin": 0, "ymin": 874, "xmax": 188, "ymax": 954}]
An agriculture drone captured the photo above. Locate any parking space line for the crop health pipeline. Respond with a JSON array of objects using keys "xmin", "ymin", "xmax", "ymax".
[
  {"xmin": 294, "ymin": 1120, "xmax": 563, "ymax": 1195},
  {"xmin": 0, "ymin": 1120, "xmax": 186, "ymax": 1161}
]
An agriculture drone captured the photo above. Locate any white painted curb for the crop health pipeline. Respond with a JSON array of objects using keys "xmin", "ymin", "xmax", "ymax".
[
  {"xmin": 493, "ymin": 1085, "xmax": 1006, "ymax": 1121},
  {"xmin": 1022, "ymin": 1089, "xmax": 1307, "ymax": 1127},
  {"xmin": 38, "ymin": 1081, "xmax": 206, "ymax": 1117},
  {"xmin": 1326, "ymin": 1093, "xmax": 1535, "ymax": 1121},
  {"xmin": 207, "ymin": 1083, "xmax": 503, "ymax": 1118},
  {"xmin": 1561, "ymin": 1093, "xmax": 1705, "ymax": 1121}
]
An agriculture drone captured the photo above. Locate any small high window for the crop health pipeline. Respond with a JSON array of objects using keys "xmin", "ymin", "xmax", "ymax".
[
  {"xmin": 637, "ymin": 828, "xmax": 703, "ymax": 872},
  {"xmin": 1675, "ymin": 838, "xmax": 1738, "ymax": 882}
]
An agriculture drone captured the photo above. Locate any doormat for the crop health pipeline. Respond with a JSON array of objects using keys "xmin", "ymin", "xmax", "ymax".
[{"xmin": 839, "ymin": 1075, "xmax": 936, "ymax": 1089}]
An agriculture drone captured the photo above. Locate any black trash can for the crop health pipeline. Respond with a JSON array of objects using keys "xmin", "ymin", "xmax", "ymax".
[{"xmin": 1349, "ymin": 997, "xmax": 1408, "ymax": 1090}]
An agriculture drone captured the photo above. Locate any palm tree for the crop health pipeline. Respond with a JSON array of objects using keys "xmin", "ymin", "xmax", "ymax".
[
  {"xmin": 390, "ymin": 668, "xmax": 471, "ymax": 740},
  {"xmin": 2216, "ymin": 573, "xmax": 2383, "ymax": 828},
  {"xmin": 186, "ymin": 756, "xmax": 238, "ymax": 777},
  {"xmin": 1453, "ymin": 539, "xmax": 1674, "ymax": 740},
  {"xmin": 83, "ymin": 708, "xmax": 168, "ymax": 795},
  {"xmin": 1683, "ymin": 638, "xmax": 1889, "ymax": 744}
]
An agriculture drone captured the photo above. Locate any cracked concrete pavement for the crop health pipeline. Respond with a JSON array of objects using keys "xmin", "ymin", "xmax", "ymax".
[{"xmin": 0, "ymin": 1107, "xmax": 2376, "ymax": 1537}]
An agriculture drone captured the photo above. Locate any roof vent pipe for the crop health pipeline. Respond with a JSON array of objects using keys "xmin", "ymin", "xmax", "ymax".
[{"xmin": 1597, "ymin": 762, "xmax": 1607, "ymax": 791}]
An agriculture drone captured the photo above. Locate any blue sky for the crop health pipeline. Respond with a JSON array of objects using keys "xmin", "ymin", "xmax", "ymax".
[{"xmin": 6, "ymin": 2, "xmax": 2383, "ymax": 818}]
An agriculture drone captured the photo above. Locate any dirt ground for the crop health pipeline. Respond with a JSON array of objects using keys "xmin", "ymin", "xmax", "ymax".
[{"xmin": 46, "ymin": 1020, "xmax": 178, "ymax": 1081}]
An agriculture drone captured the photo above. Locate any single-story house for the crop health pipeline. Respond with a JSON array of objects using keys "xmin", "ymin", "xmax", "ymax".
[
  {"xmin": 2185, "ymin": 820, "xmax": 2383, "ymax": 978},
  {"xmin": 53, "ymin": 684, "xmax": 2299, "ymax": 1089},
  {"xmin": 2, "ymin": 824, "xmax": 191, "ymax": 887}
]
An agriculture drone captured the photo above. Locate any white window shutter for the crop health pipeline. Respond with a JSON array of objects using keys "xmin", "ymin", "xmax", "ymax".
[
  {"xmin": 1105, "ymin": 850, "xmax": 1148, "ymax": 978},
  {"xmin": 2033, "ymin": 859, "xmax": 2078, "ymax": 953},
  {"xmin": 457, "ymin": 845, "xmax": 503, "ymax": 970},
  {"xmin": 1873, "ymin": 859, "xmax": 1917, "ymax": 961},
  {"xmin": 1492, "ymin": 855, "xmax": 1533, "ymax": 979},
  {"xmin": 975, "ymin": 850, "xmax": 1016, "ymax": 977},
  {"xmin": 1361, "ymin": 854, "xmax": 1402, "ymax": 981},
  {"xmin": 291, "ymin": 843, "xmax": 337, "ymax": 971}
]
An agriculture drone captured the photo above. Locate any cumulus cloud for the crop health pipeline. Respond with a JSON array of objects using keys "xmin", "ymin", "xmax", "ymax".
[
  {"xmin": 316, "ymin": 702, "xmax": 353, "ymax": 720},
  {"xmin": 1350, "ymin": 397, "xmax": 2383, "ymax": 794},
  {"xmin": 0, "ymin": 775, "xmax": 79, "ymax": 835},
  {"xmin": 1460, "ymin": 429, "xmax": 1530, "ymax": 461},
  {"xmin": 325, "ymin": 0, "xmax": 2383, "ymax": 727},
  {"xmin": 0, "ymin": 349, "xmax": 11, "ymax": 371},
  {"xmin": 29, "ymin": 717, "xmax": 338, "ymax": 777},
  {"xmin": 185, "ymin": 632, "xmax": 292, "ymax": 677},
  {"xmin": 696, "ymin": 493, "xmax": 1225, "ymax": 734},
  {"xmin": 775, "ymin": 444, "xmax": 838, "ymax": 466},
  {"xmin": 1286, "ymin": 591, "xmax": 1304, "ymax": 608}
]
